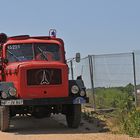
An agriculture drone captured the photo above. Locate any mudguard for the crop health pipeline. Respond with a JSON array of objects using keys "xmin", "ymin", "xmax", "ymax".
[{"xmin": 69, "ymin": 79, "xmax": 86, "ymax": 93}]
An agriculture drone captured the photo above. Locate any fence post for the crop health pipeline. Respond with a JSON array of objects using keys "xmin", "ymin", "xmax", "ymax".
[
  {"xmin": 132, "ymin": 52, "xmax": 137, "ymax": 107},
  {"xmin": 70, "ymin": 60, "xmax": 74, "ymax": 80},
  {"xmin": 88, "ymin": 55, "xmax": 96, "ymax": 111}
]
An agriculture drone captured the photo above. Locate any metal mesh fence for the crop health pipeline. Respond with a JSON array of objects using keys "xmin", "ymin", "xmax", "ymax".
[
  {"xmin": 134, "ymin": 51, "xmax": 140, "ymax": 105},
  {"xmin": 92, "ymin": 53, "xmax": 134, "ymax": 88},
  {"xmin": 67, "ymin": 51, "xmax": 139, "ymax": 109},
  {"xmin": 134, "ymin": 51, "xmax": 140, "ymax": 85},
  {"xmin": 92, "ymin": 53, "xmax": 134, "ymax": 109},
  {"xmin": 72, "ymin": 57, "xmax": 92, "ymax": 89}
]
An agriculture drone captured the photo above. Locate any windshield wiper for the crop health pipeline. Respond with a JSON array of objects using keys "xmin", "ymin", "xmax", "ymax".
[
  {"xmin": 7, "ymin": 50, "xmax": 20, "ymax": 61},
  {"xmin": 38, "ymin": 47, "xmax": 48, "ymax": 60}
]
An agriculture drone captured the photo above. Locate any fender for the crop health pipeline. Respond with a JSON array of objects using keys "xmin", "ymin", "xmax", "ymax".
[
  {"xmin": 69, "ymin": 79, "xmax": 86, "ymax": 94},
  {"xmin": 69, "ymin": 79, "xmax": 87, "ymax": 104}
]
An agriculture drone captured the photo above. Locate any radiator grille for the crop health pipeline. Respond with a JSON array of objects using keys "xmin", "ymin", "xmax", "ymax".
[{"xmin": 27, "ymin": 68, "xmax": 62, "ymax": 85}]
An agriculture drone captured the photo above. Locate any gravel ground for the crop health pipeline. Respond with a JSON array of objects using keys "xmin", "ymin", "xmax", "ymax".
[{"xmin": 0, "ymin": 114, "xmax": 139, "ymax": 140}]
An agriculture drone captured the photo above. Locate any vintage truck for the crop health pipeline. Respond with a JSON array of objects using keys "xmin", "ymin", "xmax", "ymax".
[{"xmin": 0, "ymin": 30, "xmax": 88, "ymax": 131}]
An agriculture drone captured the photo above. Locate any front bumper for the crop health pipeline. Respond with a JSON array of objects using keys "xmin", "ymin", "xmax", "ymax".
[{"xmin": 0, "ymin": 97, "xmax": 89, "ymax": 106}]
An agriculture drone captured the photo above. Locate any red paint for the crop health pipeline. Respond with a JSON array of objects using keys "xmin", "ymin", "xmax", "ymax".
[{"xmin": 1, "ymin": 35, "xmax": 69, "ymax": 99}]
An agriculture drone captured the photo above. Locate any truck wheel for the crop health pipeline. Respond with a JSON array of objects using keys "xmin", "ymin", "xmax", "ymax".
[
  {"xmin": 0, "ymin": 106, "xmax": 10, "ymax": 132},
  {"xmin": 66, "ymin": 104, "xmax": 81, "ymax": 128}
]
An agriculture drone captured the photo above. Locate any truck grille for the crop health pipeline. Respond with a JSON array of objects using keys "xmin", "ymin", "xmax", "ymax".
[{"xmin": 27, "ymin": 68, "xmax": 62, "ymax": 85}]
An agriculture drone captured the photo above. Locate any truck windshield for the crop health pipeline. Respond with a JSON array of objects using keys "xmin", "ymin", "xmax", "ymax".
[{"xmin": 6, "ymin": 43, "xmax": 61, "ymax": 62}]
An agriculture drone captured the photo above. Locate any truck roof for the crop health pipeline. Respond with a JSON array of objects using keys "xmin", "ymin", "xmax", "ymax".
[
  {"xmin": 6, "ymin": 35, "xmax": 64, "ymax": 46},
  {"xmin": 8, "ymin": 35, "xmax": 63, "ymax": 41}
]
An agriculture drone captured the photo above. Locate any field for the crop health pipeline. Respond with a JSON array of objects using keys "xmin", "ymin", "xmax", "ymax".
[{"xmin": 85, "ymin": 83, "xmax": 140, "ymax": 137}]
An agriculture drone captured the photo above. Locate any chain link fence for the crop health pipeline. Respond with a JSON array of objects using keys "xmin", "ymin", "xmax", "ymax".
[
  {"xmin": 134, "ymin": 51, "xmax": 140, "ymax": 106},
  {"xmin": 67, "ymin": 51, "xmax": 140, "ymax": 110}
]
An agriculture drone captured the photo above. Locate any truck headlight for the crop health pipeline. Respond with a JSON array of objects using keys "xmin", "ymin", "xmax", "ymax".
[
  {"xmin": 80, "ymin": 90, "xmax": 86, "ymax": 96},
  {"xmin": 1, "ymin": 91, "xmax": 8, "ymax": 99},
  {"xmin": 8, "ymin": 87, "xmax": 17, "ymax": 96},
  {"xmin": 71, "ymin": 85, "xmax": 79, "ymax": 94}
]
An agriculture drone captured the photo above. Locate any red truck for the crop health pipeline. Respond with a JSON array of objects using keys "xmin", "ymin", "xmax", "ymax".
[{"xmin": 0, "ymin": 30, "xmax": 88, "ymax": 132}]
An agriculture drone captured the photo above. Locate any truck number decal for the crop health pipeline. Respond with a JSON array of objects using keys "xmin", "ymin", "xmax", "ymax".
[{"xmin": 8, "ymin": 45, "xmax": 20, "ymax": 50}]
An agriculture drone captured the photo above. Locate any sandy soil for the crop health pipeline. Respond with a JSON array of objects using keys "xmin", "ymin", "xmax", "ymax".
[{"xmin": 0, "ymin": 114, "xmax": 139, "ymax": 140}]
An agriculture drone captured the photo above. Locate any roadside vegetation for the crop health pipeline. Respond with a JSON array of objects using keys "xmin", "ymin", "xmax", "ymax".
[{"xmin": 84, "ymin": 83, "xmax": 140, "ymax": 137}]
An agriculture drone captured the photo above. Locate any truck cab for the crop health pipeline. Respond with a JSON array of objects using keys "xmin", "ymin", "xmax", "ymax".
[{"xmin": 0, "ymin": 30, "xmax": 88, "ymax": 132}]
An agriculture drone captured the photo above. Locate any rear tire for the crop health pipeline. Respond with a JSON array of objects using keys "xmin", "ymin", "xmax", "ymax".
[
  {"xmin": 0, "ymin": 106, "xmax": 10, "ymax": 132},
  {"xmin": 66, "ymin": 104, "xmax": 81, "ymax": 128}
]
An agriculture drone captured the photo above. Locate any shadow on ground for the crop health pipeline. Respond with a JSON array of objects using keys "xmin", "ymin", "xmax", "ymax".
[{"xmin": 8, "ymin": 114, "xmax": 109, "ymax": 135}]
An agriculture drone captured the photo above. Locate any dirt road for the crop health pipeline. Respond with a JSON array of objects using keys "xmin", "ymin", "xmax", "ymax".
[{"xmin": 0, "ymin": 114, "xmax": 139, "ymax": 140}]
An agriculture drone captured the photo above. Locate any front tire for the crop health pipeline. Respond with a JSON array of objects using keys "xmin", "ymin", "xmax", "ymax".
[
  {"xmin": 66, "ymin": 104, "xmax": 81, "ymax": 128},
  {"xmin": 0, "ymin": 106, "xmax": 10, "ymax": 132}
]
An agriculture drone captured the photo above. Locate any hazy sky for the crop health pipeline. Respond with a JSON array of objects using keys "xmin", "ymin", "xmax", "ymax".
[{"xmin": 0, "ymin": 0, "xmax": 140, "ymax": 58}]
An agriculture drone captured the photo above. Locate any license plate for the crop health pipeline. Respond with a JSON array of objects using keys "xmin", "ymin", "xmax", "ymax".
[
  {"xmin": 1, "ymin": 99, "xmax": 23, "ymax": 105},
  {"xmin": 73, "ymin": 97, "xmax": 86, "ymax": 104}
]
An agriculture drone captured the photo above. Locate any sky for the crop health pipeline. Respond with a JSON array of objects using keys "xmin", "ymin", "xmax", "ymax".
[{"xmin": 0, "ymin": 0, "xmax": 140, "ymax": 59}]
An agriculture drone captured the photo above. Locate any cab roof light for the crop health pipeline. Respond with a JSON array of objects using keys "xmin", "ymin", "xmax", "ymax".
[{"xmin": 49, "ymin": 29, "xmax": 56, "ymax": 38}]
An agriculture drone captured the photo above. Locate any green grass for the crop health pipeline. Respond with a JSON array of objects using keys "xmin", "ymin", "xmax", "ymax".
[
  {"xmin": 85, "ymin": 84, "xmax": 140, "ymax": 137},
  {"xmin": 120, "ymin": 108, "xmax": 140, "ymax": 137},
  {"xmin": 87, "ymin": 85, "xmax": 134, "ymax": 110},
  {"xmin": 95, "ymin": 88, "xmax": 126, "ymax": 109}
]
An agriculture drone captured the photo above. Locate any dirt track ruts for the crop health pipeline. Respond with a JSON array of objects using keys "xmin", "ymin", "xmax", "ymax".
[{"xmin": 0, "ymin": 114, "xmax": 139, "ymax": 140}]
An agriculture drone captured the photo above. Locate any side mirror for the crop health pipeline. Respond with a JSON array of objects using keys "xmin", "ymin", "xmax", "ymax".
[
  {"xmin": 0, "ymin": 33, "xmax": 8, "ymax": 44},
  {"xmin": 76, "ymin": 53, "xmax": 80, "ymax": 63}
]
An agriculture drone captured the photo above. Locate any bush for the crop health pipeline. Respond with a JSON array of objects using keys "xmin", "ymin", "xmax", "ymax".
[
  {"xmin": 87, "ymin": 85, "xmax": 140, "ymax": 137},
  {"xmin": 94, "ymin": 87, "xmax": 133, "ymax": 109},
  {"xmin": 121, "ymin": 108, "xmax": 140, "ymax": 137}
]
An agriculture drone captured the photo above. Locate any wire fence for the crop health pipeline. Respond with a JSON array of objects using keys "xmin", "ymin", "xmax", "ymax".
[{"xmin": 67, "ymin": 51, "xmax": 140, "ymax": 110}]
